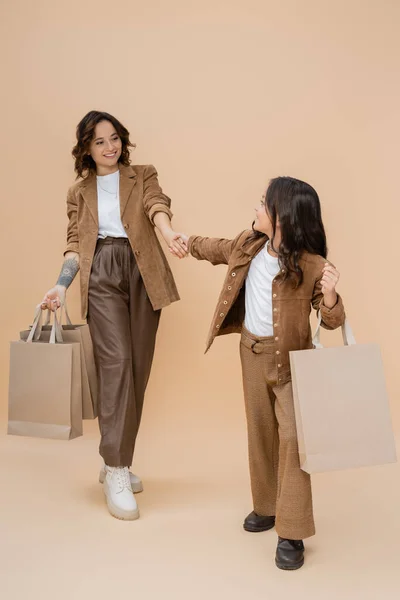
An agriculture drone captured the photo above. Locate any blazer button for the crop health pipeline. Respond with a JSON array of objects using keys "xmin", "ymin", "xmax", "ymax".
[
  {"xmin": 220, "ymin": 313, "xmax": 224, "ymax": 317},
  {"xmin": 231, "ymin": 272, "xmax": 236, "ymax": 277},
  {"xmin": 273, "ymin": 308, "xmax": 278, "ymax": 313},
  {"xmin": 273, "ymin": 294, "xmax": 277, "ymax": 298},
  {"xmin": 124, "ymin": 224, "xmax": 129, "ymax": 229},
  {"xmin": 216, "ymin": 324, "xmax": 220, "ymax": 329},
  {"xmin": 135, "ymin": 250, "xmax": 140, "ymax": 256},
  {"xmin": 278, "ymin": 363, "xmax": 282, "ymax": 368},
  {"xmin": 227, "ymin": 286, "xmax": 232, "ymax": 290},
  {"xmin": 223, "ymin": 301, "xmax": 228, "ymax": 305},
  {"xmin": 276, "ymin": 350, "xmax": 280, "ymax": 355}
]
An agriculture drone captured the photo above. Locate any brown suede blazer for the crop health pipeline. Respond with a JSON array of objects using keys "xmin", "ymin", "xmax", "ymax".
[
  {"xmin": 188, "ymin": 230, "xmax": 345, "ymax": 384},
  {"xmin": 64, "ymin": 163, "xmax": 180, "ymax": 318}
]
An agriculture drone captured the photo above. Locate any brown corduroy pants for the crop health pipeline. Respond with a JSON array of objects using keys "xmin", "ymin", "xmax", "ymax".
[
  {"xmin": 87, "ymin": 238, "xmax": 161, "ymax": 468},
  {"xmin": 240, "ymin": 327, "xmax": 315, "ymax": 540}
]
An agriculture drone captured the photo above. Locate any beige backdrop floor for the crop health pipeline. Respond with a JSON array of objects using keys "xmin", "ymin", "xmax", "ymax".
[{"xmin": 0, "ymin": 417, "xmax": 399, "ymax": 600}]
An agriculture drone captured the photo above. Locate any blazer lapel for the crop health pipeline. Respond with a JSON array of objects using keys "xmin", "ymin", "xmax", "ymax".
[
  {"xmin": 119, "ymin": 164, "xmax": 137, "ymax": 218},
  {"xmin": 80, "ymin": 174, "xmax": 98, "ymax": 226},
  {"xmin": 80, "ymin": 165, "xmax": 137, "ymax": 224}
]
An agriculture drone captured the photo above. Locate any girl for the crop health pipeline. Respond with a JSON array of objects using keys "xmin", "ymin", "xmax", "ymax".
[
  {"xmin": 177, "ymin": 177, "xmax": 345, "ymax": 569},
  {"xmin": 41, "ymin": 111, "xmax": 188, "ymax": 521}
]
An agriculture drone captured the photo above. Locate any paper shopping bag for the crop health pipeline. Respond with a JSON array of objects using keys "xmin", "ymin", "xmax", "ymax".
[
  {"xmin": 289, "ymin": 315, "xmax": 397, "ymax": 474},
  {"xmin": 8, "ymin": 308, "xmax": 83, "ymax": 440},
  {"xmin": 20, "ymin": 303, "xmax": 97, "ymax": 419}
]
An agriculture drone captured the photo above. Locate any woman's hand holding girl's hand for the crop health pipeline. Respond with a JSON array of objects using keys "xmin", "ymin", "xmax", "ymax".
[
  {"xmin": 321, "ymin": 263, "xmax": 340, "ymax": 309},
  {"xmin": 41, "ymin": 285, "xmax": 66, "ymax": 312},
  {"xmin": 163, "ymin": 230, "xmax": 189, "ymax": 259}
]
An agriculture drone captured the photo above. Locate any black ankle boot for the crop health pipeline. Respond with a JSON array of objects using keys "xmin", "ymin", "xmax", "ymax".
[
  {"xmin": 243, "ymin": 511, "xmax": 276, "ymax": 532},
  {"xmin": 275, "ymin": 537, "xmax": 305, "ymax": 570}
]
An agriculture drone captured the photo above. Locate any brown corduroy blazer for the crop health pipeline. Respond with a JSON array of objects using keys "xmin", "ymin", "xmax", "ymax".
[
  {"xmin": 64, "ymin": 163, "xmax": 180, "ymax": 318},
  {"xmin": 188, "ymin": 230, "xmax": 345, "ymax": 383}
]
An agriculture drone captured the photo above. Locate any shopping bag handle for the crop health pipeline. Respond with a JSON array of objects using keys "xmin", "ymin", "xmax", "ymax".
[
  {"xmin": 312, "ymin": 311, "xmax": 357, "ymax": 349},
  {"xmin": 26, "ymin": 305, "xmax": 64, "ymax": 344},
  {"xmin": 26, "ymin": 305, "xmax": 44, "ymax": 342},
  {"xmin": 44, "ymin": 299, "xmax": 72, "ymax": 327}
]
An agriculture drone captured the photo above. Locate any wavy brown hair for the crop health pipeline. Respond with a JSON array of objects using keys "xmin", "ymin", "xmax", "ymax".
[
  {"xmin": 246, "ymin": 176, "xmax": 327, "ymax": 287},
  {"xmin": 72, "ymin": 111, "xmax": 135, "ymax": 179}
]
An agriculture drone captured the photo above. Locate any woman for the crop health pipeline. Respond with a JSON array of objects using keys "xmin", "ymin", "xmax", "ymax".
[{"xmin": 42, "ymin": 111, "xmax": 188, "ymax": 521}]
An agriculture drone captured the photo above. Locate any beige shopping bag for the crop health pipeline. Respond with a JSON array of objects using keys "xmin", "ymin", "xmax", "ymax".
[
  {"xmin": 289, "ymin": 314, "xmax": 397, "ymax": 474},
  {"xmin": 8, "ymin": 308, "xmax": 83, "ymax": 440},
  {"xmin": 20, "ymin": 303, "xmax": 97, "ymax": 419}
]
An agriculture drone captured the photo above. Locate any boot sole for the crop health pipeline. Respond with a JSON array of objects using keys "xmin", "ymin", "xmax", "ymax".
[
  {"xmin": 99, "ymin": 470, "xmax": 143, "ymax": 494},
  {"xmin": 103, "ymin": 481, "xmax": 140, "ymax": 521},
  {"xmin": 275, "ymin": 559, "xmax": 304, "ymax": 571},
  {"xmin": 243, "ymin": 522, "xmax": 275, "ymax": 533}
]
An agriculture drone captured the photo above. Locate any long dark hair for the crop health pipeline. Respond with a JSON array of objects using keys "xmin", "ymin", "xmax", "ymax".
[
  {"xmin": 72, "ymin": 111, "xmax": 135, "ymax": 179},
  {"xmin": 250, "ymin": 176, "xmax": 327, "ymax": 287}
]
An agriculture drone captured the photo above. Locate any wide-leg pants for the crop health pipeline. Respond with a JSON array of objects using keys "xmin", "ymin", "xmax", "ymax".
[
  {"xmin": 240, "ymin": 326, "xmax": 315, "ymax": 540},
  {"xmin": 87, "ymin": 237, "xmax": 160, "ymax": 467}
]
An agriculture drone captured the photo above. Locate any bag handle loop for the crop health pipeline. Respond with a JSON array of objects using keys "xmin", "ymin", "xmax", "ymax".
[
  {"xmin": 26, "ymin": 305, "xmax": 64, "ymax": 344},
  {"xmin": 312, "ymin": 311, "xmax": 356, "ymax": 349}
]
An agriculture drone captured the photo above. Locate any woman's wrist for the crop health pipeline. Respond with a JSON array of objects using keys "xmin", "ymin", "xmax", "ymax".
[
  {"xmin": 153, "ymin": 212, "xmax": 172, "ymax": 236},
  {"xmin": 159, "ymin": 225, "xmax": 174, "ymax": 239},
  {"xmin": 56, "ymin": 257, "xmax": 79, "ymax": 289}
]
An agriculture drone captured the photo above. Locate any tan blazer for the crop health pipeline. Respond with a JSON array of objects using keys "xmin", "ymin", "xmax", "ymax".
[
  {"xmin": 65, "ymin": 163, "xmax": 180, "ymax": 318},
  {"xmin": 188, "ymin": 230, "xmax": 345, "ymax": 384}
]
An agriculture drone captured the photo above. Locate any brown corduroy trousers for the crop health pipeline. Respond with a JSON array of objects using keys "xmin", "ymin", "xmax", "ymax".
[
  {"xmin": 240, "ymin": 327, "xmax": 315, "ymax": 540},
  {"xmin": 87, "ymin": 238, "xmax": 160, "ymax": 468}
]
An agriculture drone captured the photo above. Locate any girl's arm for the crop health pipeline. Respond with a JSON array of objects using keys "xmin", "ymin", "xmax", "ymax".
[
  {"xmin": 312, "ymin": 263, "xmax": 345, "ymax": 330},
  {"xmin": 188, "ymin": 231, "xmax": 246, "ymax": 266}
]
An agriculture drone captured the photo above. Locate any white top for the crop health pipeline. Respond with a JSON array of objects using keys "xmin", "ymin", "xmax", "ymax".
[
  {"xmin": 244, "ymin": 241, "xmax": 281, "ymax": 337},
  {"xmin": 97, "ymin": 171, "xmax": 128, "ymax": 239}
]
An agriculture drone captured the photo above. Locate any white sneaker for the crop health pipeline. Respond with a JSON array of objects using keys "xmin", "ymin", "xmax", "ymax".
[
  {"xmin": 103, "ymin": 466, "xmax": 140, "ymax": 521},
  {"xmin": 99, "ymin": 465, "xmax": 143, "ymax": 493}
]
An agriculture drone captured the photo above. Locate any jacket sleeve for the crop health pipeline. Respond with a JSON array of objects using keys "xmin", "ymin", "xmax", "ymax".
[
  {"xmin": 311, "ymin": 271, "xmax": 345, "ymax": 330},
  {"xmin": 142, "ymin": 164, "xmax": 173, "ymax": 225},
  {"xmin": 188, "ymin": 231, "xmax": 246, "ymax": 266},
  {"xmin": 64, "ymin": 188, "xmax": 79, "ymax": 255}
]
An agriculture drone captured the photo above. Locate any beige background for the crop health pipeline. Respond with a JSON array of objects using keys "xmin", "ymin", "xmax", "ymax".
[{"xmin": 1, "ymin": 1, "xmax": 400, "ymax": 599}]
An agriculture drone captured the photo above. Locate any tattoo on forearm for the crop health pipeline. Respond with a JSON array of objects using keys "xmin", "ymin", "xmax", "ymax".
[{"xmin": 56, "ymin": 258, "xmax": 80, "ymax": 289}]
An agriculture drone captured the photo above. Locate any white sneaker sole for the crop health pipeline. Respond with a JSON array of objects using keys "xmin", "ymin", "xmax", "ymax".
[
  {"xmin": 103, "ymin": 480, "xmax": 140, "ymax": 521},
  {"xmin": 99, "ymin": 469, "xmax": 143, "ymax": 494}
]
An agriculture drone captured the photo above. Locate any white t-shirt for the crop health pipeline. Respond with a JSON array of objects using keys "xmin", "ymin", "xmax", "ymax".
[
  {"xmin": 244, "ymin": 241, "xmax": 280, "ymax": 337},
  {"xmin": 97, "ymin": 171, "xmax": 128, "ymax": 239}
]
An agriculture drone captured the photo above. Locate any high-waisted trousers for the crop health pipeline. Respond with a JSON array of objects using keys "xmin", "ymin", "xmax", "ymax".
[
  {"xmin": 240, "ymin": 326, "xmax": 315, "ymax": 540},
  {"xmin": 87, "ymin": 237, "xmax": 160, "ymax": 467}
]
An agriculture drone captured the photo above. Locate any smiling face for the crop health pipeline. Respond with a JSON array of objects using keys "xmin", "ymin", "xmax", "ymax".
[
  {"xmin": 254, "ymin": 195, "xmax": 273, "ymax": 236},
  {"xmin": 253, "ymin": 194, "xmax": 282, "ymax": 251},
  {"xmin": 88, "ymin": 120, "xmax": 122, "ymax": 175}
]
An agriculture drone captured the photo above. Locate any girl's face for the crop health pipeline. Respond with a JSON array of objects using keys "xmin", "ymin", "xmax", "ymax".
[
  {"xmin": 89, "ymin": 120, "xmax": 122, "ymax": 174},
  {"xmin": 254, "ymin": 195, "xmax": 278, "ymax": 237}
]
